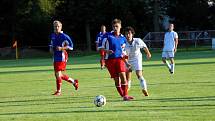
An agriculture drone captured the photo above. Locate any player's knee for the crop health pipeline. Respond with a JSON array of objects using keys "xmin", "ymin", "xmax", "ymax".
[
  {"xmin": 55, "ymin": 71, "xmax": 61, "ymax": 77},
  {"xmin": 136, "ymin": 72, "xmax": 142, "ymax": 79},
  {"xmin": 162, "ymin": 58, "xmax": 166, "ymax": 63}
]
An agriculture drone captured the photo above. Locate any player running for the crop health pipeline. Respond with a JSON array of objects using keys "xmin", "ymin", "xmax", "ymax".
[
  {"xmin": 124, "ymin": 26, "xmax": 151, "ymax": 96},
  {"xmin": 49, "ymin": 20, "xmax": 79, "ymax": 96},
  {"xmin": 95, "ymin": 25, "xmax": 107, "ymax": 69},
  {"xmin": 162, "ymin": 23, "xmax": 178, "ymax": 74},
  {"xmin": 100, "ymin": 19, "xmax": 134, "ymax": 101}
]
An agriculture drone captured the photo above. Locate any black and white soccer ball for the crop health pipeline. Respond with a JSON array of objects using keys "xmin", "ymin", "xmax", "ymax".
[{"xmin": 94, "ymin": 95, "xmax": 106, "ymax": 107}]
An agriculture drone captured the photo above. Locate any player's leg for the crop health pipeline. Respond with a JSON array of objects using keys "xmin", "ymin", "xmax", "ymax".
[
  {"xmin": 126, "ymin": 69, "xmax": 132, "ymax": 90},
  {"xmin": 169, "ymin": 57, "xmax": 175, "ymax": 74},
  {"xmin": 127, "ymin": 60, "xmax": 135, "ymax": 90},
  {"xmin": 100, "ymin": 50, "xmax": 105, "ymax": 69},
  {"xmin": 53, "ymin": 70, "xmax": 63, "ymax": 96},
  {"xmin": 168, "ymin": 51, "xmax": 175, "ymax": 74},
  {"xmin": 106, "ymin": 59, "xmax": 123, "ymax": 97},
  {"xmin": 53, "ymin": 62, "xmax": 64, "ymax": 95},
  {"xmin": 59, "ymin": 61, "xmax": 79, "ymax": 90},
  {"xmin": 162, "ymin": 57, "xmax": 171, "ymax": 70},
  {"xmin": 136, "ymin": 70, "xmax": 149, "ymax": 96},
  {"xmin": 162, "ymin": 52, "xmax": 171, "ymax": 73},
  {"xmin": 61, "ymin": 71, "xmax": 79, "ymax": 90},
  {"xmin": 117, "ymin": 58, "xmax": 134, "ymax": 101},
  {"xmin": 113, "ymin": 77, "xmax": 123, "ymax": 97},
  {"xmin": 135, "ymin": 59, "xmax": 149, "ymax": 96}
]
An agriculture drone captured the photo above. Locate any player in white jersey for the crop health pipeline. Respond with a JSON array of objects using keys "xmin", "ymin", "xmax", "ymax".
[
  {"xmin": 162, "ymin": 23, "xmax": 178, "ymax": 74},
  {"xmin": 124, "ymin": 26, "xmax": 151, "ymax": 96}
]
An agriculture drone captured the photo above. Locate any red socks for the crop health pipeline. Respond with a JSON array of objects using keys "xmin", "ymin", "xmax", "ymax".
[
  {"xmin": 116, "ymin": 86, "xmax": 124, "ymax": 97},
  {"xmin": 61, "ymin": 74, "xmax": 73, "ymax": 84},
  {"xmin": 121, "ymin": 84, "xmax": 128, "ymax": 96},
  {"xmin": 56, "ymin": 77, "xmax": 62, "ymax": 92}
]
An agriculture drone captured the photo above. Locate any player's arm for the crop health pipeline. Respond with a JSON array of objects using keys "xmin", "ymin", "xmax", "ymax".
[
  {"xmin": 162, "ymin": 33, "xmax": 166, "ymax": 50},
  {"xmin": 143, "ymin": 47, "xmax": 151, "ymax": 60},
  {"xmin": 174, "ymin": 37, "xmax": 178, "ymax": 53},
  {"xmin": 56, "ymin": 42, "xmax": 73, "ymax": 51},
  {"xmin": 98, "ymin": 34, "xmax": 114, "ymax": 54},
  {"xmin": 56, "ymin": 46, "xmax": 68, "ymax": 51},
  {"xmin": 174, "ymin": 33, "xmax": 179, "ymax": 53},
  {"xmin": 100, "ymin": 48, "xmax": 114, "ymax": 54},
  {"xmin": 57, "ymin": 35, "xmax": 74, "ymax": 51},
  {"xmin": 49, "ymin": 40, "xmax": 54, "ymax": 54},
  {"xmin": 95, "ymin": 43, "xmax": 99, "ymax": 51},
  {"xmin": 95, "ymin": 35, "xmax": 100, "ymax": 51},
  {"xmin": 138, "ymin": 39, "xmax": 151, "ymax": 60},
  {"xmin": 123, "ymin": 57, "xmax": 131, "ymax": 69}
]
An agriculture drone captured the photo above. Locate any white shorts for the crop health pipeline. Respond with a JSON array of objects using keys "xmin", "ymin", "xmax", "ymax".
[
  {"xmin": 128, "ymin": 58, "xmax": 142, "ymax": 71},
  {"xmin": 162, "ymin": 51, "xmax": 174, "ymax": 58}
]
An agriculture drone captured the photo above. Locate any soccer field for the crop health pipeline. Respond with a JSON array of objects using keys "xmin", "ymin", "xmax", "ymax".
[{"xmin": 0, "ymin": 50, "xmax": 215, "ymax": 121}]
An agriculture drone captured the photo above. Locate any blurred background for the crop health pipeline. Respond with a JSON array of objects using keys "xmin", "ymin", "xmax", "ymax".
[{"xmin": 0, "ymin": 0, "xmax": 215, "ymax": 58}]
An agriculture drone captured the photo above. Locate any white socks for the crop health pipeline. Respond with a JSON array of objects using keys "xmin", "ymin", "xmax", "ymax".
[
  {"xmin": 128, "ymin": 80, "xmax": 131, "ymax": 89},
  {"xmin": 127, "ymin": 77, "xmax": 148, "ymax": 90},
  {"xmin": 170, "ymin": 63, "xmax": 175, "ymax": 73},
  {"xmin": 165, "ymin": 60, "xmax": 175, "ymax": 74},
  {"xmin": 68, "ymin": 78, "xmax": 75, "ymax": 84},
  {"xmin": 139, "ymin": 76, "xmax": 147, "ymax": 90},
  {"xmin": 165, "ymin": 60, "xmax": 171, "ymax": 70}
]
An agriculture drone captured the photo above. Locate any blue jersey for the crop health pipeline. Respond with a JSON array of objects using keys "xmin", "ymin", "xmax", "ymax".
[
  {"xmin": 101, "ymin": 32, "xmax": 126, "ymax": 59},
  {"xmin": 95, "ymin": 32, "xmax": 106, "ymax": 44},
  {"xmin": 49, "ymin": 33, "xmax": 73, "ymax": 62}
]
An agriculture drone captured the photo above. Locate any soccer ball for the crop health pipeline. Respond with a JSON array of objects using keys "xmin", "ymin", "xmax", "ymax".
[{"xmin": 94, "ymin": 95, "xmax": 106, "ymax": 107}]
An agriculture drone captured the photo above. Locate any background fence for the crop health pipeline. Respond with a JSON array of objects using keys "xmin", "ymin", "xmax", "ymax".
[{"xmin": 143, "ymin": 30, "xmax": 215, "ymax": 49}]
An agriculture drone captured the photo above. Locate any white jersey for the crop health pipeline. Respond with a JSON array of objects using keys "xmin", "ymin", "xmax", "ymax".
[
  {"xmin": 125, "ymin": 38, "xmax": 147, "ymax": 70},
  {"xmin": 125, "ymin": 38, "xmax": 147, "ymax": 61},
  {"xmin": 163, "ymin": 31, "xmax": 178, "ymax": 52}
]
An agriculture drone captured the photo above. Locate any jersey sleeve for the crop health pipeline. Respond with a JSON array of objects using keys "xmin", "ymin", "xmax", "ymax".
[
  {"xmin": 137, "ymin": 38, "xmax": 147, "ymax": 48},
  {"xmin": 98, "ymin": 33, "xmax": 108, "ymax": 49},
  {"xmin": 49, "ymin": 34, "xmax": 54, "ymax": 50},
  {"xmin": 63, "ymin": 34, "xmax": 73, "ymax": 50},
  {"xmin": 174, "ymin": 32, "xmax": 178, "ymax": 39},
  {"xmin": 121, "ymin": 38, "xmax": 128, "ymax": 59},
  {"xmin": 95, "ymin": 33, "xmax": 100, "ymax": 44},
  {"xmin": 49, "ymin": 40, "xmax": 53, "ymax": 47}
]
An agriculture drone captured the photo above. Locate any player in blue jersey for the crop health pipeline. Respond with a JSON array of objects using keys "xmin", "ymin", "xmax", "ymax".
[
  {"xmin": 100, "ymin": 19, "xmax": 134, "ymax": 101},
  {"xmin": 95, "ymin": 25, "xmax": 107, "ymax": 69},
  {"xmin": 49, "ymin": 20, "xmax": 79, "ymax": 96}
]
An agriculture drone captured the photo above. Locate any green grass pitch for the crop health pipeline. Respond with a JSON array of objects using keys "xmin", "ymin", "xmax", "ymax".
[{"xmin": 0, "ymin": 50, "xmax": 215, "ymax": 121}]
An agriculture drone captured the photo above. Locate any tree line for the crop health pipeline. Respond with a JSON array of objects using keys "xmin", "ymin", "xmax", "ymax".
[{"xmin": 0, "ymin": 0, "xmax": 214, "ymax": 51}]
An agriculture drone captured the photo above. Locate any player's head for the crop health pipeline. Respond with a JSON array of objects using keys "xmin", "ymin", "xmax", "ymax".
[
  {"xmin": 53, "ymin": 20, "xmax": 62, "ymax": 34},
  {"xmin": 168, "ymin": 23, "xmax": 174, "ymax": 31},
  {"xmin": 124, "ymin": 26, "xmax": 135, "ymax": 41},
  {"xmin": 112, "ymin": 18, "xmax": 122, "ymax": 33},
  {"xmin": 100, "ymin": 25, "xmax": 106, "ymax": 33}
]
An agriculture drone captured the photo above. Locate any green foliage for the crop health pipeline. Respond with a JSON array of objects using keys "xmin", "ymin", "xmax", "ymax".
[{"xmin": 0, "ymin": 0, "xmax": 215, "ymax": 50}]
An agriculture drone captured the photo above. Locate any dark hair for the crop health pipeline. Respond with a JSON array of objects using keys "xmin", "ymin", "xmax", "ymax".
[{"xmin": 124, "ymin": 26, "xmax": 135, "ymax": 35}]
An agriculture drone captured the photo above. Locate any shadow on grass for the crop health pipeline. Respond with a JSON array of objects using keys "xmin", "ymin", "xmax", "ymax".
[
  {"xmin": 134, "ymin": 96, "xmax": 215, "ymax": 102},
  {"xmin": 0, "ymin": 109, "xmax": 139, "ymax": 116},
  {"xmin": 149, "ymin": 81, "xmax": 215, "ymax": 86},
  {"xmin": 144, "ymin": 61, "xmax": 215, "ymax": 67},
  {"xmin": 1, "ymin": 61, "xmax": 215, "ymax": 75},
  {"xmin": 1, "ymin": 96, "xmax": 215, "ymax": 116},
  {"xmin": 0, "ymin": 67, "xmax": 100, "ymax": 74},
  {"xmin": 0, "ymin": 96, "xmax": 94, "ymax": 108}
]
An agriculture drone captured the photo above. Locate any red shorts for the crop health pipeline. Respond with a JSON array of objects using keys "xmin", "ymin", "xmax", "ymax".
[
  {"xmin": 54, "ymin": 62, "xmax": 67, "ymax": 72},
  {"xmin": 105, "ymin": 58, "xmax": 126, "ymax": 78},
  {"xmin": 99, "ymin": 50, "xmax": 106, "ymax": 57}
]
